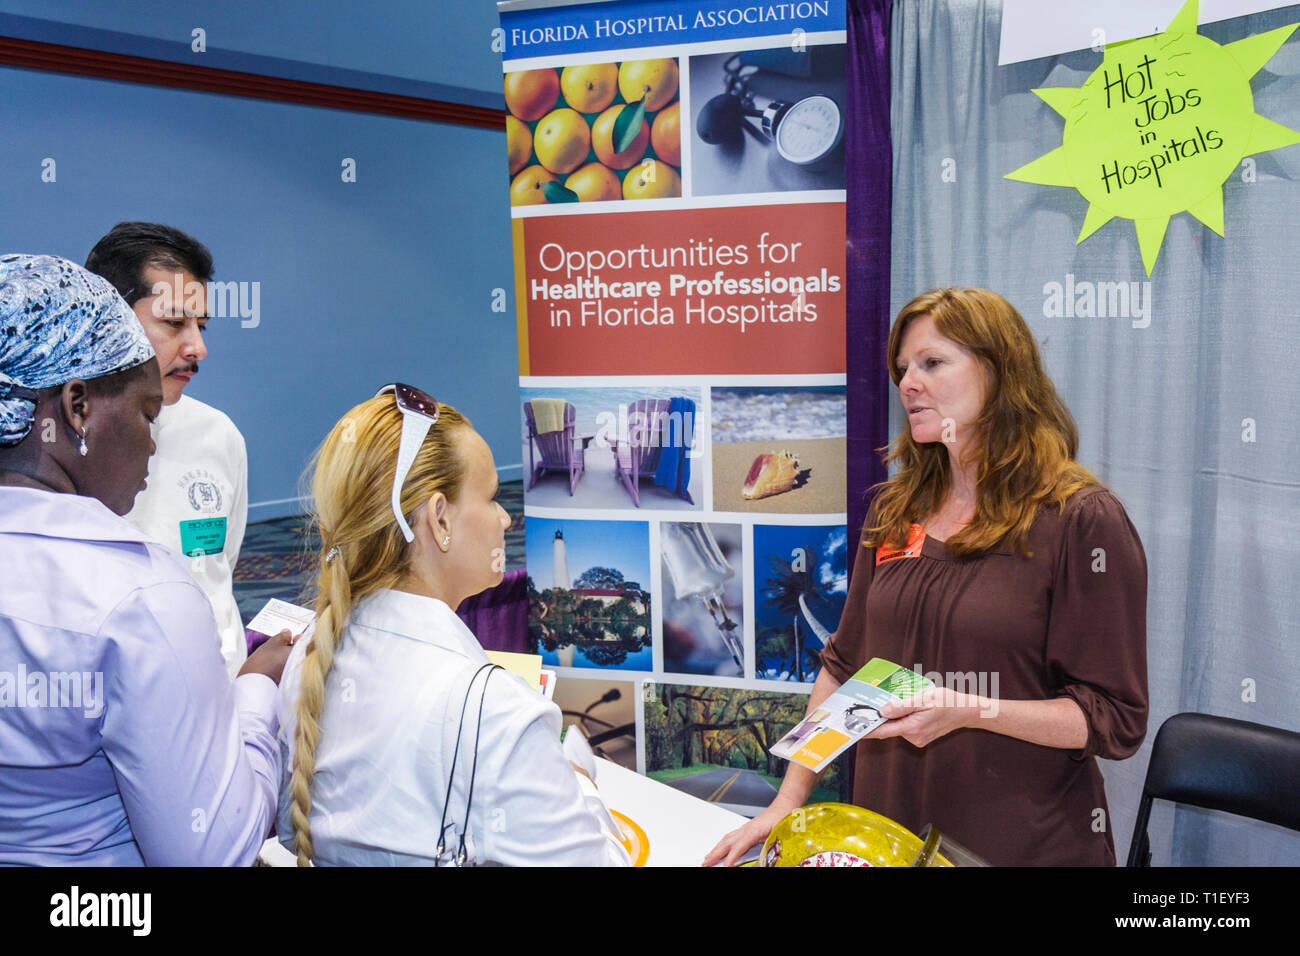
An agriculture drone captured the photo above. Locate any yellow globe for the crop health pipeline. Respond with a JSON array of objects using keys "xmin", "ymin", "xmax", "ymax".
[{"xmin": 760, "ymin": 803, "xmax": 953, "ymax": 867}]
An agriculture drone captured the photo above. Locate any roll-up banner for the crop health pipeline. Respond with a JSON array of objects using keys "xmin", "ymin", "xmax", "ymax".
[{"xmin": 500, "ymin": 0, "xmax": 849, "ymax": 815}]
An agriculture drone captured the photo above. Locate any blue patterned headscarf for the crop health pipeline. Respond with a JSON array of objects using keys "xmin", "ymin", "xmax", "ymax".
[{"xmin": 0, "ymin": 254, "xmax": 155, "ymax": 445}]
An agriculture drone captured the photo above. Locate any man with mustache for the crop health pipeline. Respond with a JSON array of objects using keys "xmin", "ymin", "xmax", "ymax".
[{"xmin": 86, "ymin": 222, "xmax": 249, "ymax": 678}]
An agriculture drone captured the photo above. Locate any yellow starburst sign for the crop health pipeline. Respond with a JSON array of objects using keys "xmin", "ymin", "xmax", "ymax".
[{"xmin": 1006, "ymin": 0, "xmax": 1298, "ymax": 274}]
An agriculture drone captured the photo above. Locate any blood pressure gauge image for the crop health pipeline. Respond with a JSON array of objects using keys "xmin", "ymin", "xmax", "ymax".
[
  {"xmin": 694, "ymin": 51, "xmax": 847, "ymax": 176},
  {"xmin": 761, "ymin": 94, "xmax": 844, "ymax": 167}
]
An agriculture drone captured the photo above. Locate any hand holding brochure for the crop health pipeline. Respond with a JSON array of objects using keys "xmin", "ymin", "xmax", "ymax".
[
  {"xmin": 770, "ymin": 659, "xmax": 934, "ymax": 772},
  {"xmin": 245, "ymin": 598, "xmax": 315, "ymax": 643}
]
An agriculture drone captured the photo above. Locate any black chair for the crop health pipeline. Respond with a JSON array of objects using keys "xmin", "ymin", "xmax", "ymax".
[{"xmin": 1127, "ymin": 712, "xmax": 1300, "ymax": 866}]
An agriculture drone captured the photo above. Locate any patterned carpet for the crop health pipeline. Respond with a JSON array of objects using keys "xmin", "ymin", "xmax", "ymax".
[{"xmin": 233, "ymin": 480, "xmax": 525, "ymax": 623}]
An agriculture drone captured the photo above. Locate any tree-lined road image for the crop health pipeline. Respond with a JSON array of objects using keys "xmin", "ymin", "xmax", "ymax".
[
  {"xmin": 670, "ymin": 767, "xmax": 779, "ymax": 807},
  {"xmin": 645, "ymin": 683, "xmax": 841, "ymax": 815}
]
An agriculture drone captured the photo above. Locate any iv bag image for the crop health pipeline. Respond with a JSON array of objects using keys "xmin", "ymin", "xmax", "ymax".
[{"xmin": 661, "ymin": 521, "xmax": 744, "ymax": 677}]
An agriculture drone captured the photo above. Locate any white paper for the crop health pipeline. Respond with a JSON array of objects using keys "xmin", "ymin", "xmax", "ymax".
[
  {"xmin": 998, "ymin": 0, "xmax": 1294, "ymax": 65},
  {"xmin": 246, "ymin": 597, "xmax": 315, "ymax": 638}
]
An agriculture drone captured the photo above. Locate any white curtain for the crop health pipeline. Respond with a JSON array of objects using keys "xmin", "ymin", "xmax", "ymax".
[{"xmin": 889, "ymin": 0, "xmax": 1300, "ymax": 865}]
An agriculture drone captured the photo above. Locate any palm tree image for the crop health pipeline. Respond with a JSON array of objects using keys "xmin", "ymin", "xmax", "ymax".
[
  {"xmin": 760, "ymin": 551, "xmax": 823, "ymax": 682},
  {"xmin": 754, "ymin": 525, "xmax": 847, "ymax": 682}
]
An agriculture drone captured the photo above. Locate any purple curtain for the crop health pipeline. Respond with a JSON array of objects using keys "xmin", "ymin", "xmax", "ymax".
[
  {"xmin": 845, "ymin": 0, "xmax": 893, "ymax": 571},
  {"xmin": 456, "ymin": 568, "xmax": 530, "ymax": 653},
  {"xmin": 246, "ymin": 568, "xmax": 532, "ymax": 657}
]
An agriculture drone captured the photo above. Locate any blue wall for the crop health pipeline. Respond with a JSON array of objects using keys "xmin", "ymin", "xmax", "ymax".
[
  {"xmin": 0, "ymin": 0, "xmax": 507, "ymax": 101},
  {"xmin": 0, "ymin": 65, "xmax": 519, "ymax": 519}
]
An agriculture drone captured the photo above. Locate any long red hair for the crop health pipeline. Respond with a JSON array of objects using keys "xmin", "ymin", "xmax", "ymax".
[{"xmin": 864, "ymin": 288, "xmax": 1099, "ymax": 557}]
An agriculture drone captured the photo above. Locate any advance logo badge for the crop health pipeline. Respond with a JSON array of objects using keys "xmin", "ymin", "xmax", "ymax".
[{"xmin": 178, "ymin": 469, "xmax": 228, "ymax": 556}]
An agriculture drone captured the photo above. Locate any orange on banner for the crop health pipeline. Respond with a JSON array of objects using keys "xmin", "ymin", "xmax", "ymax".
[{"xmin": 517, "ymin": 203, "xmax": 846, "ymax": 375}]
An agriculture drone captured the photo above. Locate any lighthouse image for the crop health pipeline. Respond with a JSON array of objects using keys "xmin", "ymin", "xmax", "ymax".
[
  {"xmin": 553, "ymin": 529, "xmax": 574, "ymax": 666},
  {"xmin": 553, "ymin": 529, "xmax": 570, "ymax": 591},
  {"xmin": 528, "ymin": 517, "xmax": 653, "ymax": 671}
]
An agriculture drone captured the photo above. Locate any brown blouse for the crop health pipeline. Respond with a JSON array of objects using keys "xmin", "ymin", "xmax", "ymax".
[{"xmin": 820, "ymin": 486, "xmax": 1148, "ymax": 866}]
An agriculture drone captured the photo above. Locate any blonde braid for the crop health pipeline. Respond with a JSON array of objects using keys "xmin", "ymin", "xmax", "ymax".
[
  {"xmin": 286, "ymin": 393, "xmax": 470, "ymax": 866},
  {"xmin": 289, "ymin": 558, "xmax": 351, "ymax": 866}
]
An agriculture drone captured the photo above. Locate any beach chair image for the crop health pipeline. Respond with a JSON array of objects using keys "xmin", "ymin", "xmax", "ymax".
[
  {"xmin": 609, "ymin": 397, "xmax": 695, "ymax": 507},
  {"xmin": 524, "ymin": 399, "xmax": 588, "ymax": 495}
]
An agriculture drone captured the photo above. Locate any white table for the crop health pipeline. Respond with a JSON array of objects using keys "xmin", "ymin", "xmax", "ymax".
[{"xmin": 594, "ymin": 758, "xmax": 747, "ymax": 867}]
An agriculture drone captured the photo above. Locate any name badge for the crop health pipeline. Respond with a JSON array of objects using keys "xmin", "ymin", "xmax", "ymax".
[
  {"xmin": 179, "ymin": 516, "xmax": 228, "ymax": 556},
  {"xmin": 875, "ymin": 524, "xmax": 925, "ymax": 565}
]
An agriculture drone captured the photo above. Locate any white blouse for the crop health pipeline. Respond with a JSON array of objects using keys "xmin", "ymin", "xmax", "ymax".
[{"xmin": 275, "ymin": 588, "xmax": 629, "ymax": 866}]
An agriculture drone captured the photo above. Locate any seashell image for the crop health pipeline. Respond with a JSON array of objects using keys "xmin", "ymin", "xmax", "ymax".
[
  {"xmin": 743, "ymin": 451, "xmax": 802, "ymax": 500},
  {"xmin": 711, "ymin": 385, "xmax": 844, "ymax": 513}
]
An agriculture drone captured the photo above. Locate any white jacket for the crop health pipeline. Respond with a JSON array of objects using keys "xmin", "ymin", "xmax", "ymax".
[
  {"xmin": 125, "ymin": 393, "xmax": 248, "ymax": 678},
  {"xmin": 275, "ymin": 588, "xmax": 630, "ymax": 866}
]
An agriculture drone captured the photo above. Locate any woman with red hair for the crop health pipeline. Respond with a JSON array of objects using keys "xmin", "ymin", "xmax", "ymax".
[{"xmin": 709, "ymin": 288, "xmax": 1148, "ymax": 866}]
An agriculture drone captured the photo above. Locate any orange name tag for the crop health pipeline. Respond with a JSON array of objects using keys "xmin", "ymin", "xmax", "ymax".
[{"xmin": 875, "ymin": 524, "xmax": 926, "ymax": 565}]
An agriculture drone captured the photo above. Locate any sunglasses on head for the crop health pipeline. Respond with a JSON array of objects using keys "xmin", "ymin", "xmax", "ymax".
[{"xmin": 375, "ymin": 383, "xmax": 440, "ymax": 543}]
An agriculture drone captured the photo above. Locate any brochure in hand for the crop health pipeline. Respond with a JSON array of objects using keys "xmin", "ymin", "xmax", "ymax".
[
  {"xmin": 245, "ymin": 598, "xmax": 315, "ymax": 643},
  {"xmin": 770, "ymin": 658, "xmax": 934, "ymax": 772}
]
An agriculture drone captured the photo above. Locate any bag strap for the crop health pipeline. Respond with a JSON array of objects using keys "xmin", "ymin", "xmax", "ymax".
[{"xmin": 436, "ymin": 662, "xmax": 500, "ymax": 866}]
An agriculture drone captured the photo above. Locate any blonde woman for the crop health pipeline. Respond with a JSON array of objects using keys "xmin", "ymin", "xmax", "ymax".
[{"xmin": 277, "ymin": 384, "xmax": 629, "ymax": 866}]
